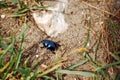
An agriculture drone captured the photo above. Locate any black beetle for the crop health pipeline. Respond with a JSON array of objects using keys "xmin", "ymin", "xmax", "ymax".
[{"xmin": 41, "ymin": 40, "xmax": 59, "ymax": 51}]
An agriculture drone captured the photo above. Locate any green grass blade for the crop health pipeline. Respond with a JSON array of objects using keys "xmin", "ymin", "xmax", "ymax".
[
  {"xmin": 15, "ymin": 24, "xmax": 27, "ymax": 70},
  {"xmin": 0, "ymin": 42, "xmax": 16, "ymax": 53},
  {"xmin": 94, "ymin": 34, "xmax": 101, "ymax": 60},
  {"xmin": 114, "ymin": 73, "xmax": 120, "ymax": 80},
  {"xmin": 17, "ymin": 68, "xmax": 30, "ymax": 77},
  {"xmin": 41, "ymin": 76, "xmax": 54, "ymax": 80},
  {"xmin": 56, "ymin": 69, "xmax": 95, "ymax": 77},
  {"xmin": 56, "ymin": 71, "xmax": 59, "ymax": 80},
  {"xmin": 30, "ymin": 68, "xmax": 39, "ymax": 80},
  {"xmin": 0, "ymin": 1, "xmax": 8, "ymax": 8},
  {"xmin": 12, "ymin": 13, "xmax": 26, "ymax": 18},
  {"xmin": 16, "ymin": 23, "xmax": 27, "ymax": 40},
  {"xmin": 83, "ymin": 30, "xmax": 90, "ymax": 47},
  {"xmin": 68, "ymin": 59, "xmax": 88, "ymax": 69},
  {"xmin": 114, "ymin": 51, "xmax": 120, "ymax": 55},
  {"xmin": 8, "ymin": 0, "xmax": 18, "ymax": 3},
  {"xmin": 97, "ymin": 60, "xmax": 120, "ymax": 71},
  {"xmin": 107, "ymin": 20, "xmax": 119, "ymax": 47},
  {"xmin": 110, "ymin": 52, "xmax": 120, "ymax": 61},
  {"xmin": 0, "ymin": 35, "xmax": 15, "ymax": 58},
  {"xmin": 0, "ymin": 35, "xmax": 15, "ymax": 67},
  {"xmin": 29, "ymin": 5, "xmax": 49, "ymax": 10}
]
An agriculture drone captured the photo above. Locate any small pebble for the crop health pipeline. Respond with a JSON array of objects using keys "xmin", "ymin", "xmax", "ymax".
[{"xmin": 35, "ymin": 55, "xmax": 39, "ymax": 58}]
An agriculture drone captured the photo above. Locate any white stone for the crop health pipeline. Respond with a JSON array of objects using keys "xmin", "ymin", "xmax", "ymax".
[{"xmin": 1, "ymin": 14, "xmax": 5, "ymax": 19}]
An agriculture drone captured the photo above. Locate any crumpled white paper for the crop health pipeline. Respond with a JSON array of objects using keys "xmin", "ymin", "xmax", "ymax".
[{"xmin": 32, "ymin": 0, "xmax": 68, "ymax": 37}]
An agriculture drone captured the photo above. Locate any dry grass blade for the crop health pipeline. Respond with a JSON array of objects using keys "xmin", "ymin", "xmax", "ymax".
[
  {"xmin": 82, "ymin": 1, "xmax": 120, "ymax": 19},
  {"xmin": 31, "ymin": 57, "xmax": 42, "ymax": 69},
  {"xmin": 0, "ymin": 62, "xmax": 10, "ymax": 74},
  {"xmin": 37, "ymin": 63, "xmax": 63, "ymax": 77},
  {"xmin": 0, "ymin": 50, "xmax": 5, "ymax": 54},
  {"xmin": 71, "ymin": 48, "xmax": 89, "ymax": 54}
]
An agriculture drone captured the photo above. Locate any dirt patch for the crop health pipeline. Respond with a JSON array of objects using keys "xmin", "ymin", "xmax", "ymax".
[{"xmin": 0, "ymin": 0, "xmax": 120, "ymax": 80}]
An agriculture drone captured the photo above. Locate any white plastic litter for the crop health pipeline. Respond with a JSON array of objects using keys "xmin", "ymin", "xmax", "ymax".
[{"xmin": 32, "ymin": 0, "xmax": 68, "ymax": 37}]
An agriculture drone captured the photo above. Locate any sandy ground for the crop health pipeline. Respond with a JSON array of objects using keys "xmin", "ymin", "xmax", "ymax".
[{"xmin": 0, "ymin": 0, "xmax": 120, "ymax": 80}]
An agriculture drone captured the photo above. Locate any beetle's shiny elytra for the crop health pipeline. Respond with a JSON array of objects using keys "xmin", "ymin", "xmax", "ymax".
[{"xmin": 41, "ymin": 40, "xmax": 57, "ymax": 51}]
